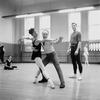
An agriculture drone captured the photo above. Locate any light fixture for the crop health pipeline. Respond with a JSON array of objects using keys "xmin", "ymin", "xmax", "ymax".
[
  {"xmin": 58, "ymin": 6, "xmax": 94, "ymax": 13},
  {"xmin": 15, "ymin": 13, "xmax": 44, "ymax": 18},
  {"xmin": 58, "ymin": 9, "xmax": 75, "ymax": 13},
  {"xmin": 75, "ymin": 6, "xmax": 94, "ymax": 11},
  {"xmin": 15, "ymin": 14, "xmax": 29, "ymax": 18},
  {"xmin": 2, "ymin": 5, "xmax": 96, "ymax": 18}
]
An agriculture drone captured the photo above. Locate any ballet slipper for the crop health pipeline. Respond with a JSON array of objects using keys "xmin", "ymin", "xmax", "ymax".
[
  {"xmin": 48, "ymin": 79, "xmax": 55, "ymax": 89},
  {"xmin": 33, "ymin": 78, "xmax": 38, "ymax": 84}
]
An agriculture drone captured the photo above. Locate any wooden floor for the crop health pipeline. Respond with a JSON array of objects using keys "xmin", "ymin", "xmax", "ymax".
[{"xmin": 0, "ymin": 63, "xmax": 100, "ymax": 100}]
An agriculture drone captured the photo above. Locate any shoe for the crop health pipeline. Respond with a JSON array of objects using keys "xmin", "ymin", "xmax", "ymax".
[
  {"xmin": 38, "ymin": 79, "xmax": 48, "ymax": 83},
  {"xmin": 50, "ymin": 85, "xmax": 55, "ymax": 89},
  {"xmin": 33, "ymin": 78, "xmax": 38, "ymax": 84},
  {"xmin": 59, "ymin": 83, "xmax": 65, "ymax": 88},
  {"xmin": 48, "ymin": 79, "xmax": 55, "ymax": 89},
  {"xmin": 50, "ymin": 83, "xmax": 55, "ymax": 89},
  {"xmin": 78, "ymin": 77, "xmax": 82, "ymax": 81}
]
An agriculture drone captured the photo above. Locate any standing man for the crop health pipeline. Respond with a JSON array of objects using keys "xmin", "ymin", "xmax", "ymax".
[{"xmin": 67, "ymin": 22, "xmax": 83, "ymax": 81}]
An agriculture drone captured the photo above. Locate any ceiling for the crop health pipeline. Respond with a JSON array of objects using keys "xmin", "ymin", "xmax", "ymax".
[
  {"xmin": 1, "ymin": 0, "xmax": 100, "ymax": 17},
  {"xmin": 3, "ymin": 0, "xmax": 99, "ymax": 10},
  {"xmin": 4, "ymin": 0, "xmax": 61, "ymax": 8}
]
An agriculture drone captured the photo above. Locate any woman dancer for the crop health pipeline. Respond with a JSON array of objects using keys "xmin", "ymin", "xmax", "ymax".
[
  {"xmin": 21, "ymin": 28, "xmax": 55, "ymax": 89},
  {"xmin": 83, "ymin": 43, "xmax": 90, "ymax": 67}
]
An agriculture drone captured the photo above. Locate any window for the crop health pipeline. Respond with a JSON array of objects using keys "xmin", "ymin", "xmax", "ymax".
[
  {"xmin": 24, "ymin": 17, "xmax": 35, "ymax": 41},
  {"xmin": 39, "ymin": 15, "xmax": 51, "ymax": 39},
  {"xmin": 88, "ymin": 10, "xmax": 100, "ymax": 40},
  {"xmin": 68, "ymin": 12, "xmax": 81, "ymax": 41},
  {"xmin": 24, "ymin": 17, "xmax": 35, "ymax": 51}
]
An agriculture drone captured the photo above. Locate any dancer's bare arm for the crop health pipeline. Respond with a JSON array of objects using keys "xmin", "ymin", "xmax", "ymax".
[
  {"xmin": 20, "ymin": 36, "xmax": 33, "ymax": 41},
  {"xmin": 19, "ymin": 37, "xmax": 39, "ymax": 52}
]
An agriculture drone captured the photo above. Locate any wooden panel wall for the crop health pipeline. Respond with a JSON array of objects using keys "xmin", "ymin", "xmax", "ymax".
[
  {"xmin": 3, "ymin": 43, "xmax": 21, "ymax": 63},
  {"xmin": 3, "ymin": 41, "xmax": 100, "ymax": 64}
]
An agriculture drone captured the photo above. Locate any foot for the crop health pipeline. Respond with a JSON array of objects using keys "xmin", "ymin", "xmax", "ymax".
[
  {"xmin": 50, "ymin": 85, "xmax": 55, "ymax": 89},
  {"xmin": 59, "ymin": 83, "xmax": 65, "ymax": 88},
  {"xmin": 12, "ymin": 66, "xmax": 17, "ymax": 68},
  {"xmin": 88, "ymin": 64, "xmax": 90, "ymax": 67},
  {"xmin": 38, "ymin": 79, "xmax": 48, "ymax": 83},
  {"xmin": 33, "ymin": 78, "xmax": 38, "ymax": 84},
  {"xmin": 48, "ymin": 79, "xmax": 55, "ymax": 89},
  {"xmin": 78, "ymin": 76, "xmax": 82, "ymax": 81},
  {"xmin": 69, "ymin": 75, "xmax": 77, "ymax": 79},
  {"xmin": 50, "ymin": 84, "xmax": 55, "ymax": 89}
]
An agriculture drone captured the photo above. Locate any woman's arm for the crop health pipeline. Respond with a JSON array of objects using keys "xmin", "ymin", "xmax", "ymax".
[
  {"xmin": 19, "ymin": 36, "xmax": 34, "ymax": 42},
  {"xmin": 4, "ymin": 61, "xmax": 10, "ymax": 68}
]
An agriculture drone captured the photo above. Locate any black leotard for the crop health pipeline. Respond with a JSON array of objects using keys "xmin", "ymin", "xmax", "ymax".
[{"xmin": 31, "ymin": 39, "xmax": 41, "ymax": 60}]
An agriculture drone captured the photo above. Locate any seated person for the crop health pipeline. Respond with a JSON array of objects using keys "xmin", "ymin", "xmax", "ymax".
[{"xmin": 4, "ymin": 55, "xmax": 17, "ymax": 70}]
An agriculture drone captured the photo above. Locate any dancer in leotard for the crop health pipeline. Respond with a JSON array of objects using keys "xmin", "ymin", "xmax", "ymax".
[
  {"xmin": 21, "ymin": 28, "xmax": 55, "ymax": 89},
  {"xmin": 4, "ymin": 55, "xmax": 17, "ymax": 70}
]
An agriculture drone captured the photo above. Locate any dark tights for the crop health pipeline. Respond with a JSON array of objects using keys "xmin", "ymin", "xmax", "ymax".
[
  {"xmin": 40, "ymin": 52, "xmax": 65, "ymax": 84},
  {"xmin": 71, "ymin": 45, "xmax": 83, "ymax": 74}
]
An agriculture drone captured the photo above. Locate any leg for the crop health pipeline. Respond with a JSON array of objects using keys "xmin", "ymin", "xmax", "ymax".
[
  {"xmin": 12, "ymin": 66, "xmax": 17, "ymax": 68},
  {"xmin": 85, "ymin": 56, "xmax": 88, "ymax": 64},
  {"xmin": 38, "ymin": 56, "xmax": 50, "ymax": 83},
  {"xmin": 50, "ymin": 52, "xmax": 65, "ymax": 88},
  {"xmin": 76, "ymin": 51, "xmax": 83, "ymax": 74},
  {"xmin": 70, "ymin": 49, "xmax": 77, "ymax": 78},
  {"xmin": 35, "ymin": 57, "xmax": 49, "ymax": 80},
  {"xmin": 0, "ymin": 54, "xmax": 2, "ymax": 63},
  {"xmin": 33, "ymin": 69, "xmax": 41, "ymax": 83},
  {"xmin": 4, "ymin": 66, "xmax": 14, "ymax": 70},
  {"xmin": 34, "ymin": 57, "xmax": 55, "ymax": 89},
  {"xmin": 4, "ymin": 66, "xmax": 7, "ymax": 70},
  {"xmin": 39, "ymin": 68, "xmax": 47, "ymax": 82},
  {"xmin": 84, "ymin": 54, "xmax": 87, "ymax": 65},
  {"xmin": 85, "ymin": 55, "xmax": 90, "ymax": 66},
  {"xmin": 76, "ymin": 50, "xmax": 83, "ymax": 81},
  {"xmin": 1, "ymin": 53, "xmax": 4, "ymax": 64}
]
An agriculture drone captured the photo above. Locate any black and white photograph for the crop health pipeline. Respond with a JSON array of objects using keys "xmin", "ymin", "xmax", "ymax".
[{"xmin": 0, "ymin": 0, "xmax": 100, "ymax": 100}]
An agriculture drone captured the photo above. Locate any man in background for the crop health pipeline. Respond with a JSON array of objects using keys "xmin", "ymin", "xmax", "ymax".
[{"xmin": 67, "ymin": 22, "xmax": 83, "ymax": 81}]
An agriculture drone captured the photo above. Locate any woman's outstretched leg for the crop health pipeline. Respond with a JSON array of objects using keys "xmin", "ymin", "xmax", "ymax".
[{"xmin": 34, "ymin": 58, "xmax": 55, "ymax": 89}]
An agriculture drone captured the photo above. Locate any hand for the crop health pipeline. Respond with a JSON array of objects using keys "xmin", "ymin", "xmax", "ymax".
[
  {"xmin": 19, "ymin": 38, "xmax": 24, "ymax": 42},
  {"xmin": 67, "ymin": 49, "xmax": 71, "ymax": 55},
  {"xmin": 75, "ymin": 50, "xmax": 78, "ymax": 55}
]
